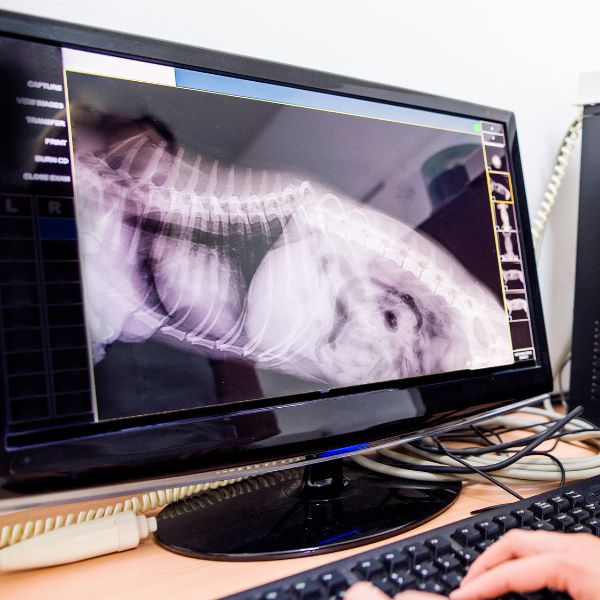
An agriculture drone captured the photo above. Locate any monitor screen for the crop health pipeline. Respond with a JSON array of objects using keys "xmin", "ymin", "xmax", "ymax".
[{"xmin": 0, "ymin": 11, "xmax": 550, "ymax": 505}]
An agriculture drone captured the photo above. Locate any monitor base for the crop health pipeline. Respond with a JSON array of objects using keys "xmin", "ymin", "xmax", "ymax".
[{"xmin": 154, "ymin": 458, "xmax": 462, "ymax": 560}]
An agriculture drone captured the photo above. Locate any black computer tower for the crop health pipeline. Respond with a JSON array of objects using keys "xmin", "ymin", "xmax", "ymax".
[{"xmin": 571, "ymin": 104, "xmax": 600, "ymax": 424}]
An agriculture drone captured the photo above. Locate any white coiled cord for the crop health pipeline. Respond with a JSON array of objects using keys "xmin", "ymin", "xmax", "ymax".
[
  {"xmin": 531, "ymin": 111, "xmax": 583, "ymax": 257},
  {"xmin": 0, "ymin": 458, "xmax": 300, "ymax": 549}
]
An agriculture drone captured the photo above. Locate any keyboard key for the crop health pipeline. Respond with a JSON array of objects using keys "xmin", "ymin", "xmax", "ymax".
[
  {"xmin": 417, "ymin": 581, "xmax": 447, "ymax": 594},
  {"xmin": 443, "ymin": 572, "xmax": 463, "ymax": 591},
  {"xmin": 425, "ymin": 535, "xmax": 452, "ymax": 557},
  {"xmin": 564, "ymin": 491, "xmax": 585, "ymax": 508},
  {"xmin": 452, "ymin": 527, "xmax": 482, "ymax": 546},
  {"xmin": 584, "ymin": 502, "xmax": 600, "ymax": 517},
  {"xmin": 456, "ymin": 548, "xmax": 480, "ymax": 566},
  {"xmin": 435, "ymin": 555, "xmax": 462, "ymax": 574},
  {"xmin": 550, "ymin": 514, "xmax": 575, "ymax": 532},
  {"xmin": 584, "ymin": 518, "xmax": 600, "ymax": 534},
  {"xmin": 291, "ymin": 581, "xmax": 322, "ymax": 600},
  {"xmin": 530, "ymin": 502, "xmax": 554, "ymax": 519},
  {"xmin": 390, "ymin": 572, "xmax": 417, "ymax": 591},
  {"xmin": 493, "ymin": 514, "xmax": 519, "ymax": 533},
  {"xmin": 530, "ymin": 521, "xmax": 555, "ymax": 531},
  {"xmin": 370, "ymin": 576, "xmax": 397, "ymax": 596},
  {"xmin": 405, "ymin": 543, "xmax": 431, "ymax": 564},
  {"xmin": 318, "ymin": 572, "xmax": 348, "ymax": 596},
  {"xmin": 380, "ymin": 551, "xmax": 409, "ymax": 573},
  {"xmin": 569, "ymin": 507, "xmax": 591, "ymax": 522},
  {"xmin": 475, "ymin": 520, "xmax": 501, "ymax": 540},
  {"xmin": 412, "ymin": 561, "xmax": 439, "ymax": 580},
  {"xmin": 549, "ymin": 495, "xmax": 570, "ymax": 513},
  {"xmin": 511, "ymin": 509, "xmax": 535, "ymax": 526},
  {"xmin": 567, "ymin": 524, "xmax": 593, "ymax": 534},
  {"xmin": 352, "ymin": 559, "xmax": 385, "ymax": 580},
  {"xmin": 474, "ymin": 539, "xmax": 495, "ymax": 552}
]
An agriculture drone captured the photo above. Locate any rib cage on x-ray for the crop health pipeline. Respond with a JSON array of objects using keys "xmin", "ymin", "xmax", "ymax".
[{"xmin": 72, "ymin": 122, "xmax": 514, "ymax": 388}]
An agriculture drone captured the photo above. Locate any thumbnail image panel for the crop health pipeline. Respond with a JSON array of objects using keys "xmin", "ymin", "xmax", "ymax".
[
  {"xmin": 495, "ymin": 203, "xmax": 516, "ymax": 233},
  {"xmin": 484, "ymin": 144, "xmax": 508, "ymax": 172},
  {"xmin": 489, "ymin": 173, "xmax": 512, "ymax": 202},
  {"xmin": 499, "ymin": 232, "xmax": 521, "ymax": 264},
  {"xmin": 506, "ymin": 292, "xmax": 529, "ymax": 322},
  {"xmin": 510, "ymin": 320, "xmax": 534, "ymax": 354}
]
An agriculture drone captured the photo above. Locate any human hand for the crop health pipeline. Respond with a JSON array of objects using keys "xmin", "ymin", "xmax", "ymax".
[
  {"xmin": 344, "ymin": 581, "xmax": 444, "ymax": 600},
  {"xmin": 345, "ymin": 530, "xmax": 600, "ymax": 600},
  {"xmin": 450, "ymin": 529, "xmax": 600, "ymax": 600}
]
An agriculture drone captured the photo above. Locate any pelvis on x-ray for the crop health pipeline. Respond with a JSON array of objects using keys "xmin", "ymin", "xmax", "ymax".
[{"xmin": 73, "ymin": 121, "xmax": 513, "ymax": 388}]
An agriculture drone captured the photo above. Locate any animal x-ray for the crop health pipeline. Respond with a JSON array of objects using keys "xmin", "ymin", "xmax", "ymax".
[{"xmin": 67, "ymin": 72, "xmax": 514, "ymax": 415}]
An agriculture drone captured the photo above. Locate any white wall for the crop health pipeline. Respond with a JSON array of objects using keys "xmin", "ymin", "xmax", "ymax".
[{"xmin": 2, "ymin": 0, "xmax": 597, "ymax": 382}]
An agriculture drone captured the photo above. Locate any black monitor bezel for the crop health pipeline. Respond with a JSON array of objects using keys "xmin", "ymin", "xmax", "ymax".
[{"xmin": 0, "ymin": 10, "xmax": 551, "ymax": 497}]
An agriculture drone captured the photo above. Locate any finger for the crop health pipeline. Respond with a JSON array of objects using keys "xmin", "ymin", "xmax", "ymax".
[
  {"xmin": 450, "ymin": 553, "xmax": 568, "ymax": 600},
  {"xmin": 461, "ymin": 530, "xmax": 577, "ymax": 583},
  {"xmin": 345, "ymin": 582, "xmax": 392, "ymax": 600},
  {"xmin": 394, "ymin": 592, "xmax": 448, "ymax": 599}
]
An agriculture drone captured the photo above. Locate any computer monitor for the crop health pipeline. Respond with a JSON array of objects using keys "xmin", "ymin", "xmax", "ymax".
[{"xmin": 0, "ymin": 10, "xmax": 550, "ymax": 559}]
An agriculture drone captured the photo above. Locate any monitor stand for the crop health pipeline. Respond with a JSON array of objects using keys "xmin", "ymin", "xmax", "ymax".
[{"xmin": 154, "ymin": 458, "xmax": 462, "ymax": 560}]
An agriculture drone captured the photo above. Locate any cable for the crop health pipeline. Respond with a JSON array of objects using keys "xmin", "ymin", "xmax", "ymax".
[
  {"xmin": 556, "ymin": 350, "xmax": 572, "ymax": 408},
  {"xmin": 531, "ymin": 112, "xmax": 583, "ymax": 257},
  {"xmin": 0, "ymin": 512, "xmax": 157, "ymax": 571},
  {"xmin": 0, "ymin": 457, "xmax": 301, "ymax": 550},
  {"xmin": 529, "ymin": 451, "xmax": 566, "ymax": 488},
  {"xmin": 434, "ymin": 439, "xmax": 525, "ymax": 502},
  {"xmin": 380, "ymin": 407, "xmax": 582, "ymax": 476},
  {"xmin": 529, "ymin": 114, "xmax": 581, "ymax": 387},
  {"xmin": 355, "ymin": 402, "xmax": 600, "ymax": 486}
]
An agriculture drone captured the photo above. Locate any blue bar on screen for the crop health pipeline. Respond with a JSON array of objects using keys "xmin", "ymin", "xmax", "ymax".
[{"xmin": 174, "ymin": 68, "xmax": 478, "ymax": 134}]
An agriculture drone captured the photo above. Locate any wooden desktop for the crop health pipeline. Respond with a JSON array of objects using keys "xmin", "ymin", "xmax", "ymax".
[{"xmin": 0, "ymin": 440, "xmax": 587, "ymax": 600}]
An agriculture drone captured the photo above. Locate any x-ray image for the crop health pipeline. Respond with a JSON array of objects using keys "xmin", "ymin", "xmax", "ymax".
[
  {"xmin": 67, "ymin": 72, "xmax": 514, "ymax": 414},
  {"xmin": 484, "ymin": 144, "xmax": 508, "ymax": 172}
]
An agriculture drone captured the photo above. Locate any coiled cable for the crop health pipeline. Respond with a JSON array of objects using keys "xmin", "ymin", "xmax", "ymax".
[
  {"xmin": 0, "ymin": 458, "xmax": 300, "ymax": 549},
  {"xmin": 531, "ymin": 111, "xmax": 583, "ymax": 257}
]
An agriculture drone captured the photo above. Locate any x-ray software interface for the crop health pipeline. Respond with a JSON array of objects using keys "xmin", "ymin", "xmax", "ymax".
[{"xmin": 0, "ymin": 39, "xmax": 535, "ymax": 435}]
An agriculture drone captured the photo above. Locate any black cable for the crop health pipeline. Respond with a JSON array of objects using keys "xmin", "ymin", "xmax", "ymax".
[
  {"xmin": 434, "ymin": 440, "xmax": 524, "ymax": 501},
  {"xmin": 412, "ymin": 420, "xmax": 600, "ymax": 459},
  {"xmin": 557, "ymin": 353, "xmax": 571, "ymax": 409},
  {"xmin": 528, "ymin": 450, "xmax": 566, "ymax": 488},
  {"xmin": 442, "ymin": 426, "xmax": 600, "ymax": 458},
  {"xmin": 439, "ymin": 413, "xmax": 595, "ymax": 442},
  {"xmin": 433, "ymin": 419, "xmax": 554, "ymax": 443},
  {"xmin": 469, "ymin": 450, "xmax": 568, "ymax": 516},
  {"xmin": 474, "ymin": 424, "xmax": 504, "ymax": 446},
  {"xmin": 469, "ymin": 425, "xmax": 499, "ymax": 447},
  {"xmin": 412, "ymin": 429, "xmax": 549, "ymax": 457},
  {"xmin": 386, "ymin": 406, "xmax": 583, "ymax": 474}
]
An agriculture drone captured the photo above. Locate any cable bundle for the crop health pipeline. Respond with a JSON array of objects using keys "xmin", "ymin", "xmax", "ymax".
[{"xmin": 354, "ymin": 402, "xmax": 600, "ymax": 499}]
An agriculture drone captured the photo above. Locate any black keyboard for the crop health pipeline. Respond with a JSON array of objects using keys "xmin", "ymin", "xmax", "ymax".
[{"xmin": 224, "ymin": 474, "xmax": 600, "ymax": 599}]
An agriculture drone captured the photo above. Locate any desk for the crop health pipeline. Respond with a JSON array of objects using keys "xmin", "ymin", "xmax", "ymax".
[{"xmin": 0, "ymin": 440, "xmax": 588, "ymax": 600}]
